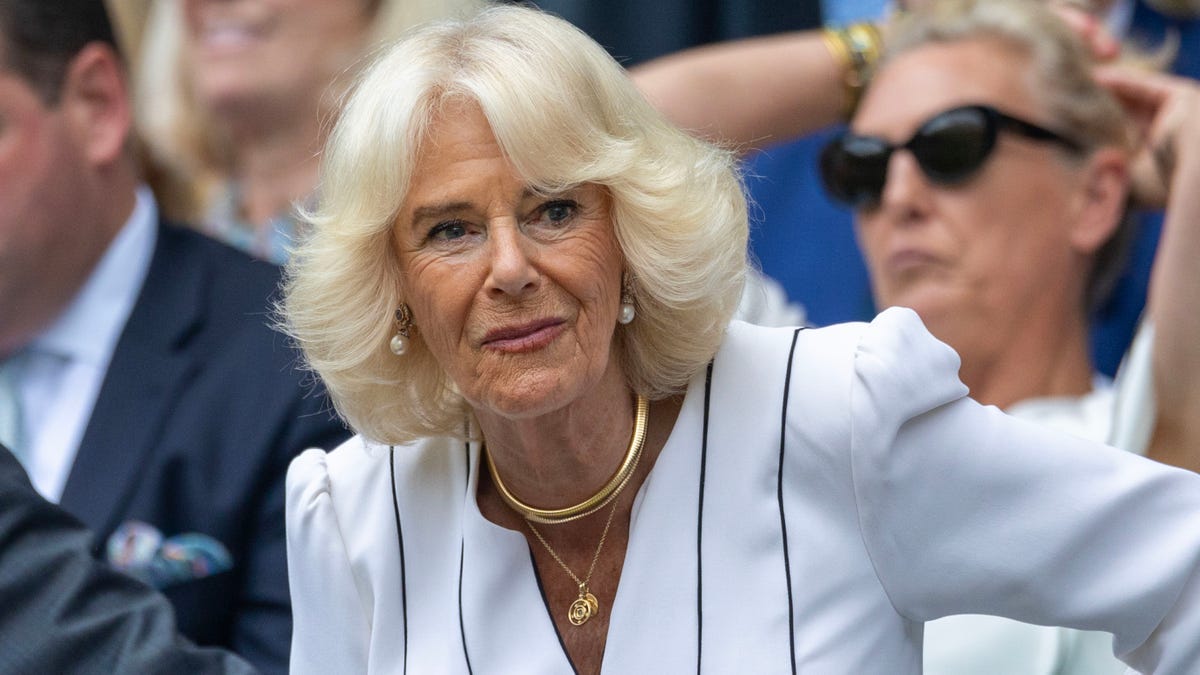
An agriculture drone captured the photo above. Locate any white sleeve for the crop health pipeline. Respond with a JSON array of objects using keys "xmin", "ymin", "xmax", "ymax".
[
  {"xmin": 286, "ymin": 448, "xmax": 371, "ymax": 674},
  {"xmin": 850, "ymin": 308, "xmax": 1200, "ymax": 674}
]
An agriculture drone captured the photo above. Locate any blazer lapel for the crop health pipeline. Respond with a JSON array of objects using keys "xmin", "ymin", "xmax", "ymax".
[{"xmin": 60, "ymin": 224, "xmax": 207, "ymax": 542}]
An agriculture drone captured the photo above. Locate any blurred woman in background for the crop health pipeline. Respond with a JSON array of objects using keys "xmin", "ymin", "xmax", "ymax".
[{"xmin": 135, "ymin": 0, "xmax": 480, "ymax": 262}]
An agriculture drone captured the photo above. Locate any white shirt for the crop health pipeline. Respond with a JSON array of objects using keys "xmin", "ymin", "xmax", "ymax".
[
  {"xmin": 16, "ymin": 186, "xmax": 157, "ymax": 501},
  {"xmin": 286, "ymin": 310, "xmax": 1200, "ymax": 673}
]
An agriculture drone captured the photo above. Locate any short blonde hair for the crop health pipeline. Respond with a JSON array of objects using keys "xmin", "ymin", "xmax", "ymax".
[
  {"xmin": 880, "ymin": 0, "xmax": 1134, "ymax": 309},
  {"xmin": 281, "ymin": 5, "xmax": 748, "ymax": 444}
]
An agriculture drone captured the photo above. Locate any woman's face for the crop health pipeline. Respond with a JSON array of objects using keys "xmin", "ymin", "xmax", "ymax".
[
  {"xmin": 851, "ymin": 38, "xmax": 1096, "ymax": 353},
  {"xmin": 393, "ymin": 102, "xmax": 626, "ymax": 419},
  {"xmin": 182, "ymin": 0, "xmax": 373, "ymax": 115}
]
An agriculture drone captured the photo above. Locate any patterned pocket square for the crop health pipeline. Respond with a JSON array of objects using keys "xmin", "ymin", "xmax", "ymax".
[{"xmin": 106, "ymin": 520, "xmax": 233, "ymax": 589}]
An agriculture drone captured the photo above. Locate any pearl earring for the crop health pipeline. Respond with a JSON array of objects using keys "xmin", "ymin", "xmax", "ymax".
[
  {"xmin": 618, "ymin": 276, "xmax": 635, "ymax": 325},
  {"xmin": 389, "ymin": 304, "xmax": 414, "ymax": 356},
  {"xmin": 618, "ymin": 302, "xmax": 636, "ymax": 325}
]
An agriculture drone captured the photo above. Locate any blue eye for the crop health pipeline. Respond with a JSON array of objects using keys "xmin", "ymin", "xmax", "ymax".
[
  {"xmin": 545, "ymin": 201, "xmax": 575, "ymax": 222},
  {"xmin": 428, "ymin": 220, "xmax": 468, "ymax": 241},
  {"xmin": 532, "ymin": 200, "xmax": 578, "ymax": 228}
]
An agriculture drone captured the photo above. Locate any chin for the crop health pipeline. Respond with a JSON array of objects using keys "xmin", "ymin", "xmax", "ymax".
[
  {"xmin": 880, "ymin": 281, "xmax": 956, "ymax": 321},
  {"xmin": 193, "ymin": 76, "xmax": 256, "ymax": 110},
  {"xmin": 468, "ymin": 378, "xmax": 578, "ymax": 421}
]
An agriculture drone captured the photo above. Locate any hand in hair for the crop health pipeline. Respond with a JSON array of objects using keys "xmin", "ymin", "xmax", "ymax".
[
  {"xmin": 1050, "ymin": 2, "xmax": 1123, "ymax": 60},
  {"xmin": 1095, "ymin": 65, "xmax": 1200, "ymax": 472},
  {"xmin": 1094, "ymin": 66, "xmax": 1200, "ymax": 207}
]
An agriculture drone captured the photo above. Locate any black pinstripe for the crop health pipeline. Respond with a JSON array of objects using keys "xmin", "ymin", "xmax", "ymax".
[
  {"xmin": 778, "ymin": 328, "xmax": 805, "ymax": 674},
  {"xmin": 697, "ymin": 362, "xmax": 715, "ymax": 674},
  {"xmin": 457, "ymin": 441, "xmax": 475, "ymax": 674},
  {"xmin": 388, "ymin": 448, "xmax": 409, "ymax": 675}
]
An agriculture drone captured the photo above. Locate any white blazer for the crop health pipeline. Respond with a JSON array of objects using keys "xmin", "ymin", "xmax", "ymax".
[{"xmin": 286, "ymin": 309, "xmax": 1200, "ymax": 673}]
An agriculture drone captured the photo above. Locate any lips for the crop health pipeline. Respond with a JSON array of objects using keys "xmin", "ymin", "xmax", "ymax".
[
  {"xmin": 481, "ymin": 319, "xmax": 565, "ymax": 353},
  {"xmin": 885, "ymin": 247, "xmax": 941, "ymax": 278},
  {"xmin": 199, "ymin": 23, "xmax": 260, "ymax": 50}
]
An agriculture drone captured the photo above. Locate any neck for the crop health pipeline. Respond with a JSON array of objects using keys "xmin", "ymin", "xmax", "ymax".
[
  {"xmin": 223, "ymin": 109, "xmax": 325, "ymax": 227},
  {"xmin": 476, "ymin": 368, "xmax": 637, "ymax": 511},
  {"xmin": 952, "ymin": 307, "xmax": 1095, "ymax": 410}
]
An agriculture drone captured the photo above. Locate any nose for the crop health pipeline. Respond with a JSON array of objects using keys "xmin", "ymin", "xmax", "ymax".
[
  {"xmin": 875, "ymin": 149, "xmax": 931, "ymax": 226},
  {"xmin": 485, "ymin": 223, "xmax": 539, "ymax": 297}
]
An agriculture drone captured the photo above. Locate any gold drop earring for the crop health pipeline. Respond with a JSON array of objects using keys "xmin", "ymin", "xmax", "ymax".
[
  {"xmin": 389, "ymin": 304, "xmax": 414, "ymax": 356},
  {"xmin": 618, "ymin": 275, "xmax": 635, "ymax": 325}
]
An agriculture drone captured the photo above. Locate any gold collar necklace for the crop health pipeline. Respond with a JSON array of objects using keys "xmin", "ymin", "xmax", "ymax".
[{"xmin": 484, "ymin": 394, "xmax": 649, "ymax": 525}]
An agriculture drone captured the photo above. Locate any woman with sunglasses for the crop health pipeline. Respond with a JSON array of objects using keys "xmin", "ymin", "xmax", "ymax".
[{"xmin": 816, "ymin": 1, "xmax": 1200, "ymax": 673}]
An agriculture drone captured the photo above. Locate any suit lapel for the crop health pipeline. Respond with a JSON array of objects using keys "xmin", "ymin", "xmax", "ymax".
[{"xmin": 60, "ymin": 224, "xmax": 207, "ymax": 541}]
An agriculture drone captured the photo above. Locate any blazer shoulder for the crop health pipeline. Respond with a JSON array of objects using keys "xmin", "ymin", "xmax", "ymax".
[{"xmin": 155, "ymin": 221, "xmax": 284, "ymax": 303}]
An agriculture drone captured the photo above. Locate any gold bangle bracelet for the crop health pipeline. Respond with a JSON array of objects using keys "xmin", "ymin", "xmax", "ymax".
[
  {"xmin": 822, "ymin": 22, "xmax": 883, "ymax": 119},
  {"xmin": 486, "ymin": 394, "xmax": 649, "ymax": 525}
]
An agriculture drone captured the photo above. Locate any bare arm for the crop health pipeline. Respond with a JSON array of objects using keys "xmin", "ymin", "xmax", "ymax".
[
  {"xmin": 629, "ymin": 31, "xmax": 847, "ymax": 152},
  {"xmin": 628, "ymin": 2, "xmax": 1122, "ymax": 154},
  {"xmin": 1098, "ymin": 66, "xmax": 1200, "ymax": 470}
]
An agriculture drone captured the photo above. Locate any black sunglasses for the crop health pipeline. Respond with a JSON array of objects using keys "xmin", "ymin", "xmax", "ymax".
[{"xmin": 819, "ymin": 104, "xmax": 1084, "ymax": 210}]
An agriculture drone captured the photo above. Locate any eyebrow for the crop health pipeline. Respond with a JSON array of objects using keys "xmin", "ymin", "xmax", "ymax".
[
  {"xmin": 407, "ymin": 188, "xmax": 550, "ymax": 224},
  {"xmin": 409, "ymin": 201, "xmax": 476, "ymax": 224}
]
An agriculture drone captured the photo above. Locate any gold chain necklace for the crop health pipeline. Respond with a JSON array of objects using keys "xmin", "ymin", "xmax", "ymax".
[
  {"xmin": 526, "ymin": 498, "xmax": 620, "ymax": 627},
  {"xmin": 485, "ymin": 394, "xmax": 649, "ymax": 525}
]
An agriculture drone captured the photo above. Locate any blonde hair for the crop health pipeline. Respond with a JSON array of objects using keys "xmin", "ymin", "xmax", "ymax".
[
  {"xmin": 881, "ymin": 0, "xmax": 1135, "ymax": 310},
  {"xmin": 134, "ymin": 0, "xmax": 481, "ymax": 222},
  {"xmin": 281, "ymin": 5, "xmax": 748, "ymax": 444}
]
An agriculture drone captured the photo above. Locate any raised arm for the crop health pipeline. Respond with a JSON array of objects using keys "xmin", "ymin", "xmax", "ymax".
[
  {"xmin": 629, "ymin": 30, "xmax": 849, "ymax": 152},
  {"xmin": 1097, "ymin": 66, "xmax": 1200, "ymax": 471},
  {"xmin": 629, "ymin": 3, "xmax": 1121, "ymax": 154}
]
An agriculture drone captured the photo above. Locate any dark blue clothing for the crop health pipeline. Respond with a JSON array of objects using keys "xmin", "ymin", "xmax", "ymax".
[
  {"xmin": 503, "ymin": 0, "xmax": 821, "ymax": 66},
  {"xmin": 56, "ymin": 223, "xmax": 350, "ymax": 674},
  {"xmin": 0, "ymin": 443, "xmax": 258, "ymax": 674}
]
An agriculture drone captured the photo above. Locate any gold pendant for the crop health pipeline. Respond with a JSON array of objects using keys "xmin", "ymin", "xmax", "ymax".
[{"xmin": 568, "ymin": 589, "xmax": 600, "ymax": 626}]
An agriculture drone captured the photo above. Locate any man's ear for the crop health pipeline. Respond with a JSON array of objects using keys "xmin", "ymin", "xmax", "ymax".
[
  {"xmin": 1069, "ymin": 147, "xmax": 1130, "ymax": 255},
  {"xmin": 59, "ymin": 43, "xmax": 132, "ymax": 167}
]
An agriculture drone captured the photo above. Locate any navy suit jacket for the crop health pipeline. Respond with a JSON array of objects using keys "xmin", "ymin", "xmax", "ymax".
[
  {"xmin": 55, "ymin": 223, "xmax": 349, "ymax": 674},
  {"xmin": 0, "ymin": 443, "xmax": 257, "ymax": 674}
]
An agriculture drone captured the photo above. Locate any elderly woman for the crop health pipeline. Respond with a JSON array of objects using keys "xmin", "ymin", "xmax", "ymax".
[{"xmin": 282, "ymin": 5, "xmax": 1200, "ymax": 673}]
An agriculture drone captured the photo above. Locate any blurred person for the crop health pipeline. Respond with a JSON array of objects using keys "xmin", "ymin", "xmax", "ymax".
[
  {"xmin": 135, "ymin": 0, "xmax": 482, "ymax": 263},
  {"xmin": 632, "ymin": 0, "xmax": 1190, "ymax": 149},
  {"xmin": 813, "ymin": 0, "xmax": 1200, "ymax": 671},
  {"xmin": 632, "ymin": 1, "xmax": 1197, "ymax": 458},
  {"xmin": 633, "ymin": 0, "xmax": 1198, "ymax": 374},
  {"xmin": 0, "ymin": 0, "xmax": 349, "ymax": 671},
  {"xmin": 282, "ymin": 6, "xmax": 1200, "ymax": 672},
  {"xmin": 0, "ymin": 443, "xmax": 257, "ymax": 675}
]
